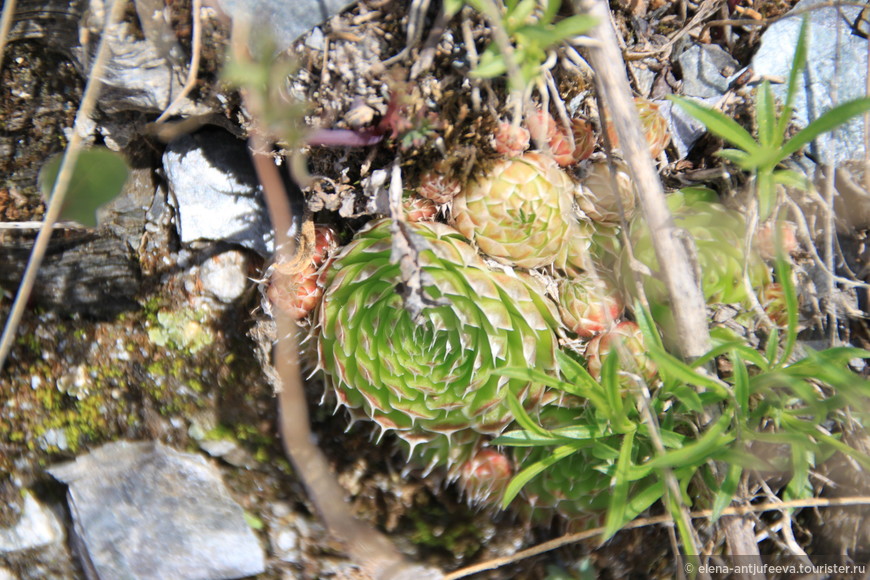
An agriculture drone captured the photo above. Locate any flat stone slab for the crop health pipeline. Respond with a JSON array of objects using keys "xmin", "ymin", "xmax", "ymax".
[{"xmin": 48, "ymin": 441, "xmax": 265, "ymax": 580}]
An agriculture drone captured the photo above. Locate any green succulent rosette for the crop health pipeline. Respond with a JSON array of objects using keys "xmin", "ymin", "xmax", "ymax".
[
  {"xmin": 621, "ymin": 188, "xmax": 770, "ymax": 308},
  {"xmin": 316, "ymin": 219, "xmax": 561, "ymax": 470},
  {"xmin": 452, "ymin": 152, "xmax": 577, "ymax": 269}
]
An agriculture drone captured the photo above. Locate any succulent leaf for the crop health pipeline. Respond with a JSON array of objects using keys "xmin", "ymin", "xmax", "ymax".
[{"xmin": 316, "ymin": 219, "xmax": 561, "ymax": 469}]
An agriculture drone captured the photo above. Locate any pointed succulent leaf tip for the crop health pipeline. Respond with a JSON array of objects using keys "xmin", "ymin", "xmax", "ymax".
[
  {"xmin": 315, "ymin": 219, "xmax": 560, "ymax": 471},
  {"xmin": 452, "ymin": 152, "xmax": 577, "ymax": 268}
]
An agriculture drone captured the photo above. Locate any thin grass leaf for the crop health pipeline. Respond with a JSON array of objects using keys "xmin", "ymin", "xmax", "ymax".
[
  {"xmin": 643, "ymin": 413, "xmax": 733, "ymax": 470},
  {"xmin": 646, "ymin": 345, "xmax": 731, "ymax": 398},
  {"xmin": 664, "ymin": 384, "xmax": 704, "ymax": 414},
  {"xmin": 757, "ymin": 169, "xmax": 777, "ymax": 221},
  {"xmin": 541, "ymin": 0, "xmax": 561, "ymax": 23},
  {"xmin": 782, "ymin": 16, "xmax": 810, "ymax": 119},
  {"xmin": 732, "ymin": 350, "xmax": 750, "ymax": 418},
  {"xmin": 623, "ymin": 479, "xmax": 665, "ymax": 522},
  {"xmin": 712, "ymin": 462, "xmax": 743, "ymax": 521},
  {"xmin": 717, "ymin": 149, "xmax": 754, "ymax": 168},
  {"xmin": 810, "ymin": 427, "xmax": 870, "ymax": 471},
  {"xmin": 694, "ymin": 339, "xmax": 769, "ymax": 371},
  {"xmin": 756, "ymin": 81, "xmax": 777, "ymax": 148},
  {"xmin": 600, "ymin": 351, "xmax": 630, "ymax": 432},
  {"xmin": 501, "ymin": 442, "xmax": 582, "ymax": 507},
  {"xmin": 493, "ymin": 429, "xmax": 562, "ymax": 446},
  {"xmin": 765, "ymin": 326, "xmax": 780, "ymax": 366},
  {"xmin": 780, "ymin": 97, "xmax": 870, "ymax": 159},
  {"xmin": 506, "ymin": 390, "xmax": 552, "ymax": 438},
  {"xmin": 773, "ymin": 169, "xmax": 811, "ymax": 189},
  {"xmin": 633, "ymin": 300, "xmax": 664, "ymax": 349},
  {"xmin": 774, "ymin": 254, "xmax": 799, "ymax": 367},
  {"xmin": 603, "ymin": 429, "xmax": 636, "ymax": 540},
  {"xmin": 472, "ymin": 47, "xmax": 508, "ymax": 79},
  {"xmin": 549, "ymin": 14, "xmax": 598, "ymax": 40},
  {"xmin": 509, "ymin": 0, "xmax": 538, "ymax": 26},
  {"xmin": 669, "ymin": 96, "xmax": 760, "ymax": 154},
  {"xmin": 785, "ymin": 445, "xmax": 812, "ymax": 500}
]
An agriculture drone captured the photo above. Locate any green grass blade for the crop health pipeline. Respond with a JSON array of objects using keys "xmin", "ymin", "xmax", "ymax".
[
  {"xmin": 647, "ymin": 345, "xmax": 731, "ymax": 398},
  {"xmin": 603, "ymin": 429, "xmax": 636, "ymax": 540},
  {"xmin": 780, "ymin": 97, "xmax": 870, "ymax": 159},
  {"xmin": 773, "ymin": 254, "xmax": 799, "ymax": 367},
  {"xmin": 624, "ymin": 479, "xmax": 665, "ymax": 522},
  {"xmin": 712, "ymin": 462, "xmax": 743, "ymax": 522},
  {"xmin": 549, "ymin": 14, "xmax": 598, "ymax": 40},
  {"xmin": 669, "ymin": 96, "xmax": 760, "ymax": 154},
  {"xmin": 732, "ymin": 350, "xmax": 750, "ymax": 418},
  {"xmin": 756, "ymin": 81, "xmax": 777, "ymax": 148},
  {"xmin": 783, "ymin": 16, "xmax": 810, "ymax": 115},
  {"xmin": 506, "ymin": 390, "xmax": 552, "ymax": 438},
  {"xmin": 642, "ymin": 413, "xmax": 733, "ymax": 470},
  {"xmin": 757, "ymin": 169, "xmax": 777, "ymax": 221},
  {"xmin": 501, "ymin": 443, "xmax": 581, "ymax": 507}
]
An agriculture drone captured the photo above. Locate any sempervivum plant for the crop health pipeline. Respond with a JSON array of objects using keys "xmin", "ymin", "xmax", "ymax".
[
  {"xmin": 574, "ymin": 158, "xmax": 637, "ymax": 226},
  {"xmin": 452, "ymin": 152, "xmax": 577, "ymax": 268},
  {"xmin": 556, "ymin": 275, "xmax": 622, "ymax": 337},
  {"xmin": 584, "ymin": 321, "xmax": 656, "ymax": 382},
  {"xmin": 605, "ymin": 97, "xmax": 671, "ymax": 159},
  {"xmin": 621, "ymin": 189, "xmax": 770, "ymax": 308},
  {"xmin": 316, "ymin": 218, "xmax": 561, "ymax": 471}
]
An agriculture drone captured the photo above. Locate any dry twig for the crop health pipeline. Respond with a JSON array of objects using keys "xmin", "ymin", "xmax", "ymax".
[{"xmin": 0, "ymin": 0, "xmax": 128, "ymax": 371}]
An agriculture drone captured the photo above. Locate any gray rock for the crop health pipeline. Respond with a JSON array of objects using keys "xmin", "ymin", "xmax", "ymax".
[
  {"xmin": 752, "ymin": 0, "xmax": 868, "ymax": 164},
  {"xmin": 0, "ymin": 567, "xmax": 16, "ymax": 580},
  {"xmin": 99, "ymin": 24, "xmax": 192, "ymax": 115},
  {"xmin": 213, "ymin": 0, "xmax": 355, "ymax": 51},
  {"xmin": 678, "ymin": 43, "xmax": 740, "ymax": 98},
  {"xmin": 197, "ymin": 250, "xmax": 251, "ymax": 304},
  {"xmin": 657, "ymin": 97, "xmax": 717, "ymax": 158},
  {"xmin": 48, "ymin": 441, "xmax": 265, "ymax": 580},
  {"xmin": 0, "ymin": 492, "xmax": 64, "ymax": 555},
  {"xmin": 163, "ymin": 129, "xmax": 273, "ymax": 256}
]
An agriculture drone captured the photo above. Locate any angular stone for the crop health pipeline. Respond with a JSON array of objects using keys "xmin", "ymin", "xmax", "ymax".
[
  {"xmin": 678, "ymin": 43, "xmax": 740, "ymax": 99},
  {"xmin": 163, "ymin": 129, "xmax": 273, "ymax": 256},
  {"xmin": 213, "ymin": 0, "xmax": 355, "ymax": 51},
  {"xmin": 0, "ymin": 492, "xmax": 64, "ymax": 555},
  {"xmin": 48, "ymin": 441, "xmax": 265, "ymax": 580}
]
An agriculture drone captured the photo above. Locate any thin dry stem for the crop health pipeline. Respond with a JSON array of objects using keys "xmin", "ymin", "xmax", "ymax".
[
  {"xmin": 443, "ymin": 495, "xmax": 870, "ymax": 579},
  {"xmin": 0, "ymin": 0, "xmax": 128, "ymax": 372},
  {"xmin": 0, "ymin": 0, "xmax": 16, "ymax": 79},
  {"xmin": 155, "ymin": 0, "xmax": 203, "ymax": 123}
]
